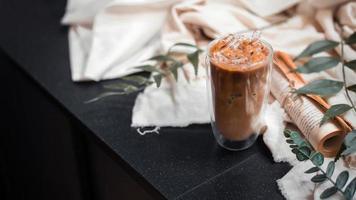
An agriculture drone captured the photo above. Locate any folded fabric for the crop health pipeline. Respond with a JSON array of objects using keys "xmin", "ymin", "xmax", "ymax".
[
  {"xmin": 236, "ymin": 0, "xmax": 300, "ymax": 17},
  {"xmin": 316, "ymin": 1, "xmax": 356, "ymax": 62},
  {"xmin": 63, "ymin": 0, "xmax": 179, "ymax": 81},
  {"xmin": 62, "ymin": 0, "xmax": 302, "ymax": 82},
  {"xmin": 62, "ymin": 0, "xmax": 111, "ymax": 24},
  {"xmin": 132, "ymin": 63, "xmax": 209, "ymax": 127},
  {"xmin": 161, "ymin": 0, "xmax": 271, "ymax": 50}
]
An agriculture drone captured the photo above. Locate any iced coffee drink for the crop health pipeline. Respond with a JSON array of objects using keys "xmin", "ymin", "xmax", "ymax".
[{"xmin": 206, "ymin": 33, "xmax": 272, "ymax": 150}]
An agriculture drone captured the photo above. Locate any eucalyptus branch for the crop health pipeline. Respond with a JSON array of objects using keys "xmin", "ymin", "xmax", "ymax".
[
  {"xmin": 296, "ymin": 147, "xmax": 343, "ymax": 194},
  {"xmin": 84, "ymin": 84, "xmax": 148, "ymax": 104},
  {"xmin": 340, "ymin": 41, "xmax": 356, "ymax": 113},
  {"xmin": 284, "ymin": 129, "xmax": 356, "ymax": 199},
  {"xmin": 85, "ymin": 43, "xmax": 203, "ymax": 103}
]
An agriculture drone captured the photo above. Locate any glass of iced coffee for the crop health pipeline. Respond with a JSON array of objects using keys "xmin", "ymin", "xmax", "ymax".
[{"xmin": 205, "ymin": 33, "xmax": 273, "ymax": 151}]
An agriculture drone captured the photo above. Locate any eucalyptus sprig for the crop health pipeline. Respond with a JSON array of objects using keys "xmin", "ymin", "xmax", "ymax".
[
  {"xmin": 293, "ymin": 31, "xmax": 356, "ymax": 156},
  {"xmin": 293, "ymin": 32, "xmax": 356, "ymax": 112},
  {"xmin": 141, "ymin": 42, "xmax": 203, "ymax": 87},
  {"xmin": 86, "ymin": 43, "xmax": 203, "ymax": 103},
  {"xmin": 84, "ymin": 75, "xmax": 153, "ymax": 103},
  {"xmin": 284, "ymin": 129, "xmax": 356, "ymax": 200}
]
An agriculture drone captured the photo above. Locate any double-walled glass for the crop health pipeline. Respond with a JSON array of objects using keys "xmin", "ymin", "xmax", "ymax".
[{"xmin": 205, "ymin": 33, "xmax": 273, "ymax": 151}]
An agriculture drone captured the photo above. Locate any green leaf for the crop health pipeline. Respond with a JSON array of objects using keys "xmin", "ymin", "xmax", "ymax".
[
  {"xmin": 294, "ymin": 79, "xmax": 343, "ymax": 96},
  {"xmin": 289, "ymin": 130, "xmax": 300, "ymax": 139},
  {"xmin": 169, "ymin": 42, "xmax": 202, "ymax": 51},
  {"xmin": 310, "ymin": 152, "xmax": 324, "ymax": 166},
  {"xmin": 295, "ymin": 40, "xmax": 339, "ymax": 60},
  {"xmin": 169, "ymin": 62, "xmax": 183, "ymax": 81},
  {"xmin": 286, "ymin": 130, "xmax": 313, "ymax": 149},
  {"xmin": 171, "ymin": 68, "xmax": 178, "ymax": 81},
  {"xmin": 103, "ymin": 83, "xmax": 138, "ymax": 92},
  {"xmin": 346, "ymin": 32, "xmax": 356, "ymax": 45},
  {"xmin": 286, "ymin": 139, "xmax": 294, "ymax": 144},
  {"xmin": 187, "ymin": 50, "xmax": 200, "ymax": 76},
  {"xmin": 345, "ymin": 60, "xmax": 356, "ymax": 71},
  {"xmin": 305, "ymin": 167, "xmax": 320, "ymax": 174},
  {"xmin": 336, "ymin": 171, "xmax": 349, "ymax": 189},
  {"xmin": 288, "ymin": 131, "xmax": 310, "ymax": 148},
  {"xmin": 153, "ymin": 74, "xmax": 162, "ymax": 88},
  {"xmin": 291, "ymin": 148, "xmax": 299, "ymax": 155},
  {"xmin": 289, "ymin": 131, "xmax": 301, "ymax": 140},
  {"xmin": 326, "ymin": 161, "xmax": 335, "ymax": 178},
  {"xmin": 135, "ymin": 65, "xmax": 159, "ymax": 73},
  {"xmin": 296, "ymin": 151, "xmax": 308, "ymax": 161},
  {"xmin": 342, "ymin": 131, "xmax": 356, "ymax": 156},
  {"xmin": 122, "ymin": 75, "xmax": 148, "ymax": 85},
  {"xmin": 344, "ymin": 178, "xmax": 356, "ymax": 200},
  {"xmin": 171, "ymin": 66, "xmax": 178, "ymax": 81},
  {"xmin": 320, "ymin": 187, "xmax": 338, "ymax": 199},
  {"xmin": 173, "ymin": 42, "xmax": 197, "ymax": 47},
  {"xmin": 292, "ymin": 137, "xmax": 304, "ymax": 146},
  {"xmin": 125, "ymin": 85, "xmax": 139, "ymax": 93},
  {"xmin": 148, "ymin": 55, "xmax": 176, "ymax": 62},
  {"xmin": 320, "ymin": 104, "xmax": 352, "ymax": 125},
  {"xmin": 295, "ymin": 57, "xmax": 339, "ymax": 74},
  {"xmin": 284, "ymin": 129, "xmax": 292, "ymax": 138},
  {"xmin": 347, "ymin": 84, "xmax": 356, "ymax": 93},
  {"xmin": 84, "ymin": 92, "xmax": 126, "ymax": 104},
  {"xmin": 344, "ymin": 131, "xmax": 356, "ymax": 147},
  {"xmin": 299, "ymin": 146, "xmax": 311, "ymax": 157},
  {"xmin": 311, "ymin": 174, "xmax": 327, "ymax": 183}
]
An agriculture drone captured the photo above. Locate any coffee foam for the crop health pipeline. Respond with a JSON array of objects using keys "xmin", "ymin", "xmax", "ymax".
[{"xmin": 210, "ymin": 33, "xmax": 270, "ymax": 71}]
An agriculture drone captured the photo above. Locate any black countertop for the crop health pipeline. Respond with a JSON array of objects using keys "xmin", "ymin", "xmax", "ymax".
[{"xmin": 0, "ymin": 1, "xmax": 290, "ymax": 199}]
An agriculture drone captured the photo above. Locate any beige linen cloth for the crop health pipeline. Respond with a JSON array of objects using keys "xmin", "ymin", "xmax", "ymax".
[
  {"xmin": 62, "ymin": 0, "xmax": 356, "ymax": 199},
  {"xmin": 63, "ymin": 0, "xmax": 179, "ymax": 81}
]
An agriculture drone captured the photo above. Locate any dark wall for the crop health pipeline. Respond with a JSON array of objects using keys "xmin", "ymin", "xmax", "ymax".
[
  {"xmin": 0, "ymin": 49, "xmax": 155, "ymax": 200},
  {"xmin": 0, "ymin": 49, "xmax": 84, "ymax": 200}
]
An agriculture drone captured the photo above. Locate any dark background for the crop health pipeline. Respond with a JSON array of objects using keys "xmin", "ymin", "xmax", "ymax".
[
  {"xmin": 0, "ymin": 0, "xmax": 156, "ymax": 199},
  {"xmin": 0, "ymin": 47, "xmax": 156, "ymax": 199}
]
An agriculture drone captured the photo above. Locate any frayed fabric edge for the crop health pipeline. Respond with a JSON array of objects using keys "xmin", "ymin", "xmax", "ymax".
[
  {"xmin": 136, "ymin": 126, "xmax": 161, "ymax": 135},
  {"xmin": 277, "ymin": 178, "xmax": 292, "ymax": 200}
]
